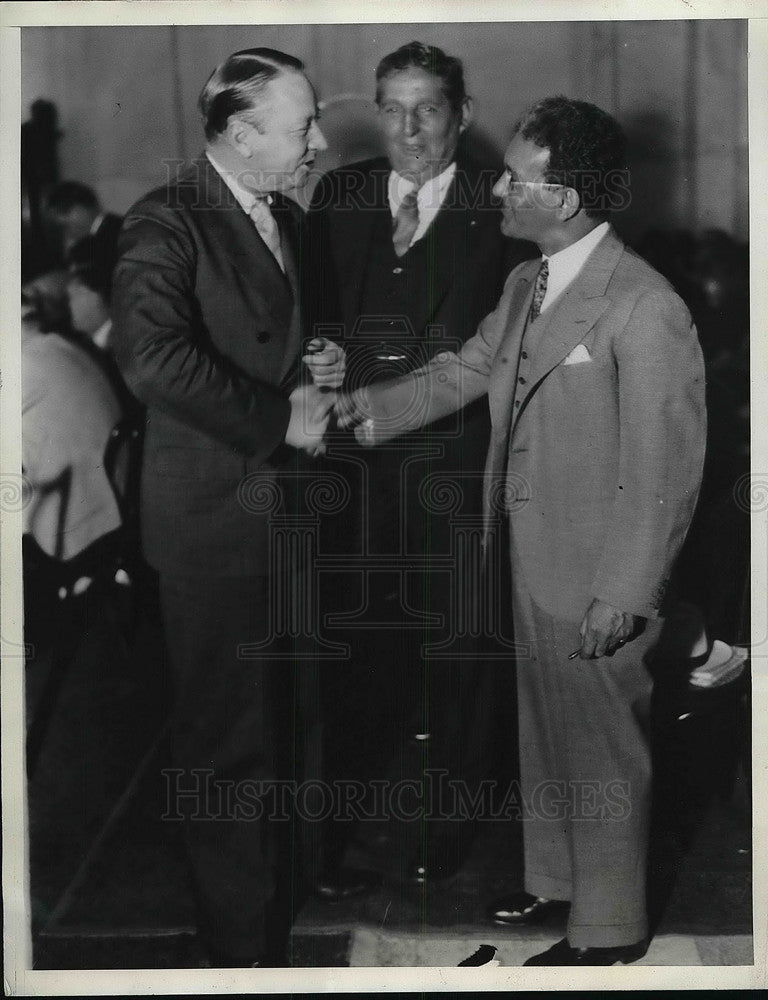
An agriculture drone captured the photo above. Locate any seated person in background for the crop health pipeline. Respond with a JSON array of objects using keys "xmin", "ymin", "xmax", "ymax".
[
  {"xmin": 67, "ymin": 236, "xmax": 113, "ymax": 349},
  {"xmin": 21, "ymin": 270, "xmax": 70, "ymax": 334},
  {"xmin": 66, "ymin": 238, "xmax": 139, "ymax": 415},
  {"xmin": 22, "ymin": 295, "xmax": 124, "ymax": 572},
  {"xmin": 46, "ymin": 180, "xmax": 123, "ymax": 272}
]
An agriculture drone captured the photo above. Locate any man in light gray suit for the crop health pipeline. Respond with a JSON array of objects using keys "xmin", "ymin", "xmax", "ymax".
[{"xmin": 338, "ymin": 96, "xmax": 706, "ymax": 965}]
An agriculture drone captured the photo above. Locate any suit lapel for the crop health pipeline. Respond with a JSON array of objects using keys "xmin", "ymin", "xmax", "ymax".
[
  {"xmin": 511, "ymin": 229, "xmax": 625, "ymax": 430},
  {"xmin": 196, "ymin": 157, "xmax": 294, "ymax": 320},
  {"xmin": 337, "ymin": 164, "xmax": 390, "ymax": 323},
  {"xmin": 488, "ymin": 263, "xmax": 538, "ymax": 430},
  {"xmin": 408, "ymin": 160, "xmax": 493, "ymax": 340}
]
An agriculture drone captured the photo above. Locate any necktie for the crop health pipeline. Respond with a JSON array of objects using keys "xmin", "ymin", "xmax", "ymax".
[
  {"xmin": 529, "ymin": 259, "xmax": 549, "ymax": 321},
  {"xmin": 392, "ymin": 188, "xmax": 420, "ymax": 257},
  {"xmin": 249, "ymin": 197, "xmax": 285, "ymax": 272}
]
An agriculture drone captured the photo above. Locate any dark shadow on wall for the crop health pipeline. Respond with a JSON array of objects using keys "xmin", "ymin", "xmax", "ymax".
[{"xmin": 618, "ymin": 110, "xmax": 681, "ymax": 245}]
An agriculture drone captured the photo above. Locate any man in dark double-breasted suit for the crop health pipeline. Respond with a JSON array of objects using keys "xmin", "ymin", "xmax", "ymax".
[
  {"xmin": 112, "ymin": 48, "xmax": 332, "ymax": 967},
  {"xmin": 305, "ymin": 42, "xmax": 535, "ymax": 885}
]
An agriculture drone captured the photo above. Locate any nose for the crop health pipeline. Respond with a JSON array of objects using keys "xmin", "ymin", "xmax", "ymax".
[
  {"xmin": 402, "ymin": 111, "xmax": 419, "ymax": 137},
  {"xmin": 309, "ymin": 120, "xmax": 327, "ymax": 152},
  {"xmin": 492, "ymin": 174, "xmax": 507, "ymax": 200}
]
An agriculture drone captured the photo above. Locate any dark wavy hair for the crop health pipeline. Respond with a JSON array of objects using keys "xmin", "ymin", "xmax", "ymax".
[
  {"xmin": 375, "ymin": 41, "xmax": 467, "ymax": 111},
  {"xmin": 198, "ymin": 47, "xmax": 305, "ymax": 141},
  {"xmin": 513, "ymin": 96, "xmax": 628, "ymax": 221}
]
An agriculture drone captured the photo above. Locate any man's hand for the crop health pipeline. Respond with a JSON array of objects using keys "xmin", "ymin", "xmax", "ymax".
[
  {"xmin": 285, "ymin": 384, "xmax": 336, "ymax": 457},
  {"xmin": 333, "ymin": 391, "xmax": 378, "ymax": 445},
  {"xmin": 302, "ymin": 338, "xmax": 346, "ymax": 389},
  {"xmin": 577, "ymin": 598, "xmax": 642, "ymax": 659},
  {"xmin": 334, "ymin": 390, "xmax": 365, "ymax": 430}
]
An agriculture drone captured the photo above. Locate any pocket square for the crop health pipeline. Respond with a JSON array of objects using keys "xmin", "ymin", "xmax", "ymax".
[{"xmin": 562, "ymin": 344, "xmax": 592, "ymax": 365}]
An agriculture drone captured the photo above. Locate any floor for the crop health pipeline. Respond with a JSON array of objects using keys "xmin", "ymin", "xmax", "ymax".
[{"xmin": 22, "ymin": 581, "xmax": 753, "ymax": 971}]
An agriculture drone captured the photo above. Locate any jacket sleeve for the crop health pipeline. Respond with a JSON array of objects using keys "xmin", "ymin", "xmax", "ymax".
[
  {"xmin": 111, "ymin": 202, "xmax": 291, "ymax": 461},
  {"xmin": 353, "ymin": 269, "xmax": 521, "ymax": 442},
  {"xmin": 591, "ymin": 289, "xmax": 707, "ymax": 617}
]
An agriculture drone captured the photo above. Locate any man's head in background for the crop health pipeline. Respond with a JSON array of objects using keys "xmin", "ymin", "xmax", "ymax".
[
  {"xmin": 67, "ymin": 236, "xmax": 111, "ymax": 338},
  {"xmin": 46, "ymin": 181, "xmax": 102, "ymax": 253},
  {"xmin": 200, "ymin": 47, "xmax": 327, "ymax": 194},
  {"xmin": 375, "ymin": 41, "xmax": 473, "ymax": 186}
]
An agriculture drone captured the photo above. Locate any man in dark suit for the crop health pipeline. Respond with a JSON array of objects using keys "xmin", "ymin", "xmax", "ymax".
[
  {"xmin": 338, "ymin": 97, "xmax": 706, "ymax": 965},
  {"xmin": 305, "ymin": 41, "xmax": 534, "ymax": 885},
  {"xmin": 112, "ymin": 48, "xmax": 334, "ymax": 967},
  {"xmin": 46, "ymin": 180, "xmax": 123, "ymax": 273}
]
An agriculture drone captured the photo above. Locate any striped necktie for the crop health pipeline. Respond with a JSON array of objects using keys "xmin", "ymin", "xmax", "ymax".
[
  {"xmin": 392, "ymin": 188, "xmax": 420, "ymax": 257},
  {"xmin": 529, "ymin": 259, "xmax": 549, "ymax": 321},
  {"xmin": 248, "ymin": 196, "xmax": 285, "ymax": 272}
]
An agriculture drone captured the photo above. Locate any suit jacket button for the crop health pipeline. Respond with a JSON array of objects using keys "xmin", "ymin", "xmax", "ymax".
[
  {"xmin": 257, "ymin": 332, "xmax": 271, "ymax": 343},
  {"xmin": 392, "ymin": 267, "xmax": 403, "ymax": 274}
]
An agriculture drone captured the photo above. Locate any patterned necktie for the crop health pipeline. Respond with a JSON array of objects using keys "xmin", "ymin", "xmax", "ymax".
[
  {"xmin": 529, "ymin": 259, "xmax": 549, "ymax": 321},
  {"xmin": 249, "ymin": 197, "xmax": 285, "ymax": 272},
  {"xmin": 392, "ymin": 188, "xmax": 420, "ymax": 257}
]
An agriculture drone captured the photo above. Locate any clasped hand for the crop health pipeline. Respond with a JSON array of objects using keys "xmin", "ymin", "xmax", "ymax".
[{"xmin": 285, "ymin": 384, "xmax": 336, "ymax": 457}]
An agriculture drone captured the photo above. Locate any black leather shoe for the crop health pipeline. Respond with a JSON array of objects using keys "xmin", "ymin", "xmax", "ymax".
[
  {"xmin": 523, "ymin": 937, "xmax": 648, "ymax": 966},
  {"xmin": 314, "ymin": 866, "xmax": 382, "ymax": 903},
  {"xmin": 486, "ymin": 891, "xmax": 569, "ymax": 925}
]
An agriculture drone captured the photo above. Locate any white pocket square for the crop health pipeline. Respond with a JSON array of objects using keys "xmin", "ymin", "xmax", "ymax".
[{"xmin": 562, "ymin": 344, "xmax": 592, "ymax": 365}]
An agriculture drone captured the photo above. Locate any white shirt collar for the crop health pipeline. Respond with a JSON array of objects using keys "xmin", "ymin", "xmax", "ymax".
[
  {"xmin": 89, "ymin": 212, "xmax": 105, "ymax": 235},
  {"xmin": 206, "ymin": 150, "xmax": 272, "ymax": 216},
  {"xmin": 539, "ymin": 221, "xmax": 610, "ymax": 314},
  {"xmin": 91, "ymin": 318, "xmax": 112, "ymax": 351},
  {"xmin": 387, "ymin": 162, "xmax": 457, "ymax": 247}
]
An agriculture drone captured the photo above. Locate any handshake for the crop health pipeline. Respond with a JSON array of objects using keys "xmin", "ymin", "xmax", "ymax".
[{"xmin": 286, "ymin": 337, "xmax": 368, "ymax": 457}]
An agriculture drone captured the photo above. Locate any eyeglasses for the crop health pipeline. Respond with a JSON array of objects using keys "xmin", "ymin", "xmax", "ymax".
[{"xmin": 500, "ymin": 172, "xmax": 565, "ymax": 195}]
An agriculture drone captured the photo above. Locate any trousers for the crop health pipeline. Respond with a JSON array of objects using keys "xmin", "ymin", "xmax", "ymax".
[
  {"xmin": 159, "ymin": 571, "xmax": 320, "ymax": 961},
  {"xmin": 510, "ymin": 533, "xmax": 659, "ymax": 948}
]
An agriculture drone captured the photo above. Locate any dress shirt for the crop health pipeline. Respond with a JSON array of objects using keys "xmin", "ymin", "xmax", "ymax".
[
  {"xmin": 205, "ymin": 150, "xmax": 285, "ymax": 270},
  {"xmin": 538, "ymin": 221, "xmax": 609, "ymax": 314},
  {"xmin": 387, "ymin": 162, "xmax": 457, "ymax": 247},
  {"xmin": 90, "ymin": 212, "xmax": 105, "ymax": 235}
]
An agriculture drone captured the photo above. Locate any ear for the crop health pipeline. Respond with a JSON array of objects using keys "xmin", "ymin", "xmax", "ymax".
[
  {"xmin": 561, "ymin": 186, "xmax": 581, "ymax": 221},
  {"xmin": 227, "ymin": 118, "xmax": 255, "ymax": 156},
  {"xmin": 458, "ymin": 96, "xmax": 474, "ymax": 133}
]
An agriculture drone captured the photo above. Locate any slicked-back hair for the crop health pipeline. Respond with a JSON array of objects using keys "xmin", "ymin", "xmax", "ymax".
[
  {"xmin": 375, "ymin": 41, "xmax": 467, "ymax": 112},
  {"xmin": 513, "ymin": 96, "xmax": 628, "ymax": 221},
  {"xmin": 198, "ymin": 47, "xmax": 305, "ymax": 141}
]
